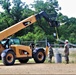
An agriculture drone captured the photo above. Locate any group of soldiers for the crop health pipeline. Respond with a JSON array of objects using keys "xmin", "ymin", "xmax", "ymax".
[{"xmin": 48, "ymin": 40, "xmax": 69, "ymax": 64}]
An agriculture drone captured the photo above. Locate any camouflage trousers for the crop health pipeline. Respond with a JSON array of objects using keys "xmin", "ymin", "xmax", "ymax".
[{"xmin": 65, "ymin": 55, "xmax": 69, "ymax": 64}]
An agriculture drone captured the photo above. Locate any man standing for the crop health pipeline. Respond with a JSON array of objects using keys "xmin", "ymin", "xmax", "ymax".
[
  {"xmin": 48, "ymin": 45, "xmax": 54, "ymax": 63},
  {"xmin": 64, "ymin": 40, "xmax": 69, "ymax": 64}
]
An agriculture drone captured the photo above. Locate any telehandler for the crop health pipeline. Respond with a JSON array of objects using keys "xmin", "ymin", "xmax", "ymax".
[{"xmin": 0, "ymin": 11, "xmax": 59, "ymax": 65}]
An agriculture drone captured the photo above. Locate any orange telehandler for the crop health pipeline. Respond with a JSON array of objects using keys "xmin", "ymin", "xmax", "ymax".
[{"xmin": 0, "ymin": 11, "xmax": 59, "ymax": 65}]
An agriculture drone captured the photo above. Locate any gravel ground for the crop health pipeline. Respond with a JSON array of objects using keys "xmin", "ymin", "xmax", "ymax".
[{"xmin": 0, "ymin": 61, "xmax": 76, "ymax": 74}]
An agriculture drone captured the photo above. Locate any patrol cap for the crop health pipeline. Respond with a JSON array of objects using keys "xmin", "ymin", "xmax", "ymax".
[{"xmin": 65, "ymin": 40, "xmax": 68, "ymax": 43}]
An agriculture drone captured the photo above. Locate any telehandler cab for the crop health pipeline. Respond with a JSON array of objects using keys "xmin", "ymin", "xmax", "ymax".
[{"xmin": 0, "ymin": 11, "xmax": 59, "ymax": 65}]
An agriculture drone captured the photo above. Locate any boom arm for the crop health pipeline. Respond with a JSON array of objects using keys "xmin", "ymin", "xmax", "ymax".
[
  {"xmin": 0, "ymin": 11, "xmax": 59, "ymax": 41},
  {"xmin": 35, "ymin": 11, "xmax": 59, "ymax": 27}
]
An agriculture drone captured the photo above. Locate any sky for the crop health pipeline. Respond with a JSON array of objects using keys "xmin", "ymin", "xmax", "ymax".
[
  {"xmin": 0, "ymin": 0, "xmax": 76, "ymax": 18},
  {"xmin": 58, "ymin": 0, "xmax": 76, "ymax": 18}
]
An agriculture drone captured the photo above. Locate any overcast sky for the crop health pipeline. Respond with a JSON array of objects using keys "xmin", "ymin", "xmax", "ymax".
[{"xmin": 58, "ymin": 0, "xmax": 76, "ymax": 18}]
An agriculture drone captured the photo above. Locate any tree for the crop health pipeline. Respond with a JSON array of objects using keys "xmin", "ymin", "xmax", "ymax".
[
  {"xmin": 0, "ymin": 0, "xmax": 11, "ymax": 14},
  {"xmin": 58, "ymin": 13, "xmax": 68, "ymax": 23},
  {"xmin": 11, "ymin": 0, "xmax": 25, "ymax": 23},
  {"xmin": 32, "ymin": 0, "xmax": 60, "ymax": 20},
  {"xmin": 0, "ymin": 0, "xmax": 33, "ymax": 36},
  {"xmin": 30, "ymin": 0, "xmax": 60, "ymax": 42},
  {"xmin": 58, "ymin": 17, "xmax": 76, "ymax": 43}
]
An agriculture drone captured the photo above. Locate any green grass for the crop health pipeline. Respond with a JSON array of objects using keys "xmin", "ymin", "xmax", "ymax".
[
  {"xmin": 69, "ymin": 51, "xmax": 76, "ymax": 63},
  {"xmin": 0, "ymin": 60, "xmax": 2, "ymax": 63},
  {"xmin": 70, "ymin": 52, "xmax": 76, "ymax": 57}
]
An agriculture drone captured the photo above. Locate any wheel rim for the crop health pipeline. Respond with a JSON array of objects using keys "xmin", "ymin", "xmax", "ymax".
[
  {"xmin": 37, "ymin": 52, "xmax": 44, "ymax": 61},
  {"xmin": 6, "ymin": 54, "xmax": 14, "ymax": 63}
]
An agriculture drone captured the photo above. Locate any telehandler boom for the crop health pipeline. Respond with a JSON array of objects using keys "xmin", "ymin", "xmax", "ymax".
[{"xmin": 0, "ymin": 11, "xmax": 59, "ymax": 65}]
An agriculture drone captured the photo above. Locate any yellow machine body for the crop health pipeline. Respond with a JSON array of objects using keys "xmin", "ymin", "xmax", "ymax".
[
  {"xmin": 0, "ymin": 14, "xmax": 48, "ymax": 59},
  {"xmin": 10, "ymin": 45, "xmax": 32, "ymax": 58}
]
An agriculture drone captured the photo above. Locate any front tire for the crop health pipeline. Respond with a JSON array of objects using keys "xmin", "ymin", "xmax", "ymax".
[
  {"xmin": 2, "ymin": 51, "xmax": 15, "ymax": 66},
  {"xmin": 33, "ymin": 50, "xmax": 46, "ymax": 63}
]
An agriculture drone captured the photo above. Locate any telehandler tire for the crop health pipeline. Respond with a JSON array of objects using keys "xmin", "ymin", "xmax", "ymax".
[
  {"xmin": 18, "ymin": 58, "xmax": 29, "ymax": 63},
  {"xmin": 2, "ymin": 51, "xmax": 15, "ymax": 65},
  {"xmin": 33, "ymin": 50, "xmax": 46, "ymax": 63}
]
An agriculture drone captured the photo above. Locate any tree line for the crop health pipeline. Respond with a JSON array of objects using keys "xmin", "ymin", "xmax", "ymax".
[{"xmin": 0, "ymin": 0, "xmax": 76, "ymax": 44}]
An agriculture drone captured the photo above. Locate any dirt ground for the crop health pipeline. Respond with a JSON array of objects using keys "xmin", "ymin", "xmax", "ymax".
[
  {"xmin": 0, "ymin": 48, "xmax": 76, "ymax": 75},
  {"xmin": 0, "ymin": 60, "xmax": 76, "ymax": 75}
]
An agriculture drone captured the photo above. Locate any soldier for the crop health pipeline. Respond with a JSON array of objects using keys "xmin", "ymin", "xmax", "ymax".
[
  {"xmin": 48, "ymin": 45, "xmax": 54, "ymax": 63},
  {"xmin": 64, "ymin": 40, "xmax": 69, "ymax": 64}
]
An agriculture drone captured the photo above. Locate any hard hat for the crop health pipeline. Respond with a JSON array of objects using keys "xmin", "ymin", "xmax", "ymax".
[{"xmin": 65, "ymin": 40, "xmax": 68, "ymax": 43}]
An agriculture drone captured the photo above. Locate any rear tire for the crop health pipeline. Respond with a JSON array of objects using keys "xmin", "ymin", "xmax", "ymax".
[
  {"xmin": 18, "ymin": 58, "xmax": 29, "ymax": 63},
  {"xmin": 2, "ymin": 51, "xmax": 15, "ymax": 66},
  {"xmin": 33, "ymin": 50, "xmax": 46, "ymax": 63}
]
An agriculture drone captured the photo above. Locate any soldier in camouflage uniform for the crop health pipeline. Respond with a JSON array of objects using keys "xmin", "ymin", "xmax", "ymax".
[
  {"xmin": 48, "ymin": 45, "xmax": 54, "ymax": 63},
  {"xmin": 64, "ymin": 40, "xmax": 69, "ymax": 64}
]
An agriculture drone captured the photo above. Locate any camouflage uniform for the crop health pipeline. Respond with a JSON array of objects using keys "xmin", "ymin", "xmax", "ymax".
[
  {"xmin": 48, "ymin": 46, "xmax": 54, "ymax": 63},
  {"xmin": 64, "ymin": 41, "xmax": 69, "ymax": 64}
]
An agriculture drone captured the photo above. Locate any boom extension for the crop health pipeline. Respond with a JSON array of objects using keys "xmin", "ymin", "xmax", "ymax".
[
  {"xmin": 0, "ymin": 11, "xmax": 59, "ymax": 41},
  {"xmin": 35, "ymin": 11, "xmax": 59, "ymax": 27}
]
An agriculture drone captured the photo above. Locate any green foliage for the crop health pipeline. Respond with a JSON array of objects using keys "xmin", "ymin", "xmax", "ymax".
[
  {"xmin": 58, "ymin": 17, "xmax": 76, "ymax": 43},
  {"xmin": 58, "ymin": 13, "xmax": 68, "ymax": 23},
  {"xmin": 0, "ymin": 0, "xmax": 11, "ymax": 13},
  {"xmin": 19, "ymin": 32, "xmax": 35, "ymax": 41}
]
